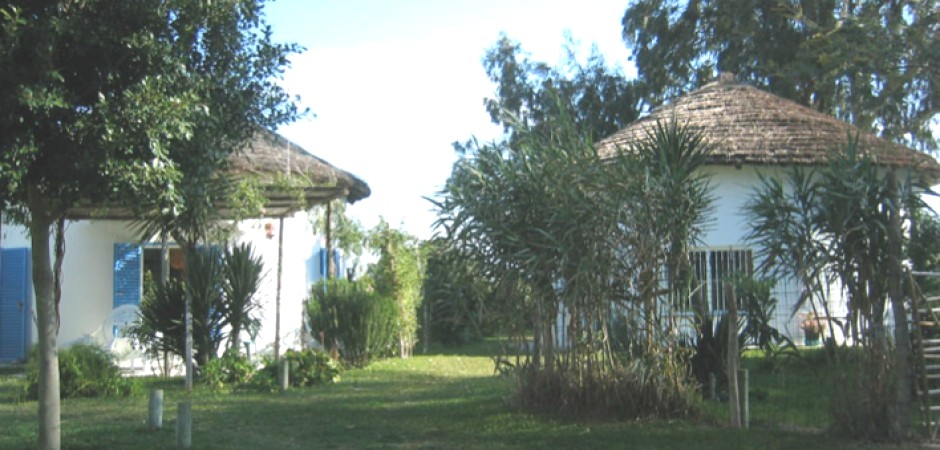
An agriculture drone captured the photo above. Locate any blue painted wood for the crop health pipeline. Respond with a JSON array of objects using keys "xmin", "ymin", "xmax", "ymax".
[
  {"xmin": 113, "ymin": 243, "xmax": 142, "ymax": 308},
  {"xmin": 0, "ymin": 248, "xmax": 30, "ymax": 361}
]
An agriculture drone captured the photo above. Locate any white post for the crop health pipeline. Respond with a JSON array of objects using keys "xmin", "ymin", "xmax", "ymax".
[
  {"xmin": 176, "ymin": 401, "xmax": 192, "ymax": 448},
  {"xmin": 279, "ymin": 359, "xmax": 289, "ymax": 391},
  {"xmin": 148, "ymin": 389, "xmax": 163, "ymax": 430}
]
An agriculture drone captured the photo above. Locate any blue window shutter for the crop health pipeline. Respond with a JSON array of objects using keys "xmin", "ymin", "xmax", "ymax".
[
  {"xmin": 319, "ymin": 248, "xmax": 327, "ymax": 279},
  {"xmin": 113, "ymin": 243, "xmax": 142, "ymax": 308},
  {"xmin": 0, "ymin": 248, "xmax": 30, "ymax": 361}
]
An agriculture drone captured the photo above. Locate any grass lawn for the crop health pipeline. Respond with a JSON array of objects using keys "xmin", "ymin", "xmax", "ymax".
[{"xmin": 0, "ymin": 343, "xmax": 925, "ymax": 449}]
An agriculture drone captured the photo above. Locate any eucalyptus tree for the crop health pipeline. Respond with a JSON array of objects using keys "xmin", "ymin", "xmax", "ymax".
[
  {"xmin": 481, "ymin": 34, "xmax": 643, "ymax": 145},
  {"xmin": 0, "ymin": 1, "xmax": 298, "ymax": 448},
  {"xmin": 622, "ymin": 0, "xmax": 938, "ymax": 151}
]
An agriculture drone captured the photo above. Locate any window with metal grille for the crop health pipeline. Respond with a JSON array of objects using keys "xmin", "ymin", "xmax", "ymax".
[{"xmin": 687, "ymin": 248, "xmax": 754, "ymax": 314}]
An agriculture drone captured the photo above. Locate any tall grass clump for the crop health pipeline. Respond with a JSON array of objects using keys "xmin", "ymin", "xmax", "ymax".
[
  {"xmin": 435, "ymin": 99, "xmax": 708, "ymax": 419},
  {"xmin": 745, "ymin": 139, "xmax": 923, "ymax": 441},
  {"xmin": 307, "ymin": 278, "xmax": 397, "ymax": 367}
]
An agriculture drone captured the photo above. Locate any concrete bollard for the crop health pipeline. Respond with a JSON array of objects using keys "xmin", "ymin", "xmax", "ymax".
[
  {"xmin": 279, "ymin": 359, "xmax": 290, "ymax": 391},
  {"xmin": 176, "ymin": 401, "xmax": 192, "ymax": 448},
  {"xmin": 148, "ymin": 389, "xmax": 164, "ymax": 430}
]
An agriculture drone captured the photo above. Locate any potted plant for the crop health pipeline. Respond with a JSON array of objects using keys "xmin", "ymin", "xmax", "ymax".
[{"xmin": 801, "ymin": 312, "xmax": 825, "ymax": 346}]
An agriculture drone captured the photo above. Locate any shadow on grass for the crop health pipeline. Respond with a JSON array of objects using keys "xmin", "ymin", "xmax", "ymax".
[{"xmin": 418, "ymin": 338, "xmax": 506, "ymax": 357}]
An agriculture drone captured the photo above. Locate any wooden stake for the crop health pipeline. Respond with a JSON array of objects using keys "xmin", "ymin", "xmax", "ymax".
[{"xmin": 726, "ymin": 282, "xmax": 741, "ymax": 428}]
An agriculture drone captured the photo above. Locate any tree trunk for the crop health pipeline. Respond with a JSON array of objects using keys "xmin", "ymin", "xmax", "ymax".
[
  {"xmin": 28, "ymin": 186, "xmax": 60, "ymax": 450},
  {"xmin": 887, "ymin": 172, "xmax": 911, "ymax": 437},
  {"xmin": 53, "ymin": 218, "xmax": 65, "ymax": 333}
]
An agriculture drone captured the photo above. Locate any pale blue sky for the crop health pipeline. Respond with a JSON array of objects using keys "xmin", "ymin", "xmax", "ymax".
[{"xmin": 263, "ymin": 1, "xmax": 633, "ymax": 238}]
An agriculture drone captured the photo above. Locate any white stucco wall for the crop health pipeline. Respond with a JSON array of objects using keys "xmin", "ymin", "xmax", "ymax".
[
  {"xmin": 232, "ymin": 212, "xmax": 321, "ymax": 355},
  {"xmin": 1, "ymin": 211, "xmax": 326, "ymax": 357},
  {"xmin": 2, "ymin": 220, "xmax": 139, "ymax": 347},
  {"xmin": 697, "ymin": 164, "xmax": 847, "ymax": 344}
]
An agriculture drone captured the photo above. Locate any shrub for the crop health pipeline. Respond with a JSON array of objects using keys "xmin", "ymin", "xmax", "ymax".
[
  {"xmin": 201, "ymin": 351, "xmax": 255, "ymax": 389},
  {"xmin": 280, "ymin": 348, "xmax": 341, "ymax": 386},
  {"xmin": 307, "ymin": 279, "xmax": 397, "ymax": 367},
  {"xmin": 126, "ymin": 275, "xmax": 186, "ymax": 363},
  {"xmin": 247, "ymin": 349, "xmax": 341, "ymax": 391},
  {"xmin": 24, "ymin": 344, "xmax": 137, "ymax": 399}
]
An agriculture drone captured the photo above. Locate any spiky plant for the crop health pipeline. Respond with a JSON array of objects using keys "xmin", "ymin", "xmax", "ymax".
[{"xmin": 221, "ymin": 243, "xmax": 264, "ymax": 353}]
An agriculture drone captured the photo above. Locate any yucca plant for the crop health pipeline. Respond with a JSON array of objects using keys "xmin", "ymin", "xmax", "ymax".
[
  {"xmin": 186, "ymin": 247, "xmax": 227, "ymax": 367},
  {"xmin": 126, "ymin": 275, "xmax": 187, "ymax": 362},
  {"xmin": 222, "ymin": 243, "xmax": 264, "ymax": 352}
]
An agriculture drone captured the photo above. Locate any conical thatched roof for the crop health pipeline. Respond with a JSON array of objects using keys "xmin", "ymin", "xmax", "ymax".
[
  {"xmin": 227, "ymin": 129, "xmax": 371, "ymax": 210},
  {"xmin": 597, "ymin": 73, "xmax": 939, "ymax": 181},
  {"xmin": 67, "ymin": 130, "xmax": 370, "ymax": 220}
]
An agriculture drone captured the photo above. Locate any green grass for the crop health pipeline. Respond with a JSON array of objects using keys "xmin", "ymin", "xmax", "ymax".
[{"xmin": 0, "ymin": 343, "xmax": 923, "ymax": 449}]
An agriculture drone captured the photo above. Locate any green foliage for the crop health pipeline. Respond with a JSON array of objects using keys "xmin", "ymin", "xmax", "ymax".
[
  {"xmin": 307, "ymin": 279, "xmax": 398, "ymax": 367},
  {"xmin": 480, "ymin": 34, "xmax": 642, "ymax": 145},
  {"xmin": 126, "ymin": 275, "xmax": 187, "ymax": 362},
  {"xmin": 622, "ymin": 0, "xmax": 938, "ymax": 151},
  {"xmin": 690, "ymin": 277, "xmax": 794, "ymax": 394},
  {"xmin": 734, "ymin": 275, "xmax": 796, "ymax": 357},
  {"xmin": 368, "ymin": 220, "xmax": 426, "ymax": 358},
  {"xmin": 248, "ymin": 349, "xmax": 341, "ymax": 392},
  {"xmin": 422, "ymin": 239, "xmax": 493, "ymax": 346},
  {"xmin": 130, "ymin": 245, "xmax": 264, "ymax": 366},
  {"xmin": 0, "ymin": 1, "xmax": 300, "ymax": 446},
  {"xmin": 437, "ymin": 92, "xmax": 711, "ymax": 418},
  {"xmin": 312, "ymin": 199, "xmax": 367, "ymax": 277},
  {"xmin": 221, "ymin": 243, "xmax": 264, "ymax": 352},
  {"xmin": 200, "ymin": 351, "xmax": 255, "ymax": 389},
  {"xmin": 745, "ymin": 139, "xmax": 922, "ymax": 345},
  {"xmin": 24, "ymin": 344, "xmax": 136, "ymax": 400},
  {"xmin": 745, "ymin": 138, "xmax": 922, "ymax": 440},
  {"xmin": 280, "ymin": 348, "xmax": 342, "ymax": 387},
  {"xmin": 186, "ymin": 248, "xmax": 228, "ymax": 367}
]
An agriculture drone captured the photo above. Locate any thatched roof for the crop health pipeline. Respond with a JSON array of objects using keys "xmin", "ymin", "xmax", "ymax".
[
  {"xmin": 597, "ymin": 73, "xmax": 940, "ymax": 181},
  {"xmin": 67, "ymin": 130, "xmax": 370, "ymax": 220},
  {"xmin": 227, "ymin": 130, "xmax": 371, "ymax": 212}
]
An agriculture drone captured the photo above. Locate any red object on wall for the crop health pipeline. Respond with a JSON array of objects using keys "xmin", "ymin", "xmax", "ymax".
[{"xmin": 265, "ymin": 222, "xmax": 275, "ymax": 238}]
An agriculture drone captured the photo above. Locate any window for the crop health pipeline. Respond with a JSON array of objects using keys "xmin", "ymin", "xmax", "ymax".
[
  {"xmin": 687, "ymin": 248, "xmax": 753, "ymax": 314},
  {"xmin": 114, "ymin": 244, "xmax": 185, "ymax": 308},
  {"xmin": 143, "ymin": 247, "xmax": 186, "ymax": 283}
]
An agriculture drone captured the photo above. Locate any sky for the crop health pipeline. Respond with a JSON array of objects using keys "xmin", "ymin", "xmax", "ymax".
[{"xmin": 262, "ymin": 0, "xmax": 634, "ymax": 239}]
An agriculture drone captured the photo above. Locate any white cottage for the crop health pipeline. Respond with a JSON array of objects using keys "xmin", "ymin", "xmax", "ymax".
[
  {"xmin": 594, "ymin": 73, "xmax": 940, "ymax": 344},
  {"xmin": 0, "ymin": 131, "xmax": 369, "ymax": 366}
]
